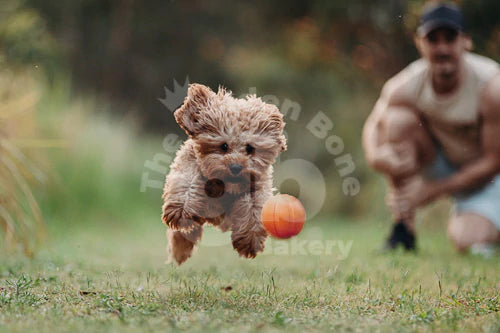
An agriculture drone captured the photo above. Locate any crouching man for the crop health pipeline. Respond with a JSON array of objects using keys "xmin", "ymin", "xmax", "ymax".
[{"xmin": 362, "ymin": 2, "xmax": 500, "ymax": 253}]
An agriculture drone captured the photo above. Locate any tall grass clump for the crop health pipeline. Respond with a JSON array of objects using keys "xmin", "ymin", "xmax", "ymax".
[{"xmin": 0, "ymin": 68, "xmax": 46, "ymax": 257}]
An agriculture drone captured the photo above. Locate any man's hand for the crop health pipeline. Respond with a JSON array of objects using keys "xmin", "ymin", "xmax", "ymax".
[
  {"xmin": 387, "ymin": 175, "xmax": 438, "ymax": 219},
  {"xmin": 374, "ymin": 142, "xmax": 419, "ymax": 178}
]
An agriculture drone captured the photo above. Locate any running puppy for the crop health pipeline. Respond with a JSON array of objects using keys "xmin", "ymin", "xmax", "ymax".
[{"xmin": 162, "ymin": 84, "xmax": 286, "ymax": 265}]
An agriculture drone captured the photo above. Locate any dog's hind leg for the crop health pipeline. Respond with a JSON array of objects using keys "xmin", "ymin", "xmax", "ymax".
[{"xmin": 167, "ymin": 221, "xmax": 203, "ymax": 265}]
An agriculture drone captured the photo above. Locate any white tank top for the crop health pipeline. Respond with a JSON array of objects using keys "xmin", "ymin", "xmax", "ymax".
[{"xmin": 396, "ymin": 52, "xmax": 500, "ymax": 166}]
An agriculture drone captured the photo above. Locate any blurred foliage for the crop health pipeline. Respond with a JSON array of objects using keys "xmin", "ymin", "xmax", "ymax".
[
  {"xmin": 22, "ymin": 0, "xmax": 421, "ymax": 125},
  {"xmin": 1, "ymin": 0, "xmax": 500, "ymax": 225},
  {"xmin": 0, "ymin": 1, "xmax": 59, "ymax": 77},
  {"xmin": 36, "ymin": 96, "xmax": 162, "ymax": 230}
]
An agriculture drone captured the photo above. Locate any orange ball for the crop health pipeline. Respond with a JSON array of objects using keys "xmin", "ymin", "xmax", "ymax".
[{"xmin": 261, "ymin": 194, "xmax": 306, "ymax": 239}]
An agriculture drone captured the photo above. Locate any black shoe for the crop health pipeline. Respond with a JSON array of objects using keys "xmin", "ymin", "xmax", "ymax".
[{"xmin": 384, "ymin": 221, "xmax": 416, "ymax": 251}]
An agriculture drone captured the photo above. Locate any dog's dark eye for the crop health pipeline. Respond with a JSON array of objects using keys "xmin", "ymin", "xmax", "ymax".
[
  {"xmin": 221, "ymin": 143, "xmax": 229, "ymax": 152},
  {"xmin": 246, "ymin": 144, "xmax": 254, "ymax": 154}
]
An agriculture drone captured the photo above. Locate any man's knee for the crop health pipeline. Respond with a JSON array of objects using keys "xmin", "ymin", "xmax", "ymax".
[
  {"xmin": 447, "ymin": 213, "xmax": 500, "ymax": 252},
  {"xmin": 385, "ymin": 107, "xmax": 422, "ymax": 143},
  {"xmin": 385, "ymin": 107, "xmax": 436, "ymax": 166},
  {"xmin": 447, "ymin": 216, "xmax": 469, "ymax": 252}
]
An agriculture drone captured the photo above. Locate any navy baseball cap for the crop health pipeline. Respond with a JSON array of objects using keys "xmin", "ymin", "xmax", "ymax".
[{"xmin": 417, "ymin": 2, "xmax": 465, "ymax": 36}]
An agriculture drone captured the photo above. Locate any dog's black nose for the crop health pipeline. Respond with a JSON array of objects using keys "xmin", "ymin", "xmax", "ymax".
[{"xmin": 229, "ymin": 164, "xmax": 243, "ymax": 175}]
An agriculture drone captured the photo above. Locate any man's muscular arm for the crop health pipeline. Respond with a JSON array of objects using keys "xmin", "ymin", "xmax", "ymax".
[
  {"xmin": 362, "ymin": 88, "xmax": 388, "ymax": 169},
  {"xmin": 429, "ymin": 75, "xmax": 500, "ymax": 197},
  {"xmin": 362, "ymin": 80, "xmax": 418, "ymax": 177}
]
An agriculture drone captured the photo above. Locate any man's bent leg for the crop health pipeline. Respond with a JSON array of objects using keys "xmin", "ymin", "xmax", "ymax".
[
  {"xmin": 447, "ymin": 212, "xmax": 500, "ymax": 253},
  {"xmin": 382, "ymin": 107, "xmax": 436, "ymax": 250},
  {"xmin": 385, "ymin": 107, "xmax": 436, "ymax": 173},
  {"xmin": 384, "ymin": 107, "xmax": 436, "ymax": 226}
]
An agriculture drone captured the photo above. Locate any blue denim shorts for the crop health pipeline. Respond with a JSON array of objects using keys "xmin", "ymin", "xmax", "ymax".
[{"xmin": 424, "ymin": 151, "xmax": 500, "ymax": 230}]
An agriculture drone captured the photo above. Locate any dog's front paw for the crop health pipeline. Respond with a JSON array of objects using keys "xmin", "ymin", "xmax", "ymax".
[
  {"xmin": 162, "ymin": 202, "xmax": 201, "ymax": 230},
  {"xmin": 231, "ymin": 229, "xmax": 267, "ymax": 258},
  {"xmin": 162, "ymin": 202, "xmax": 184, "ymax": 229}
]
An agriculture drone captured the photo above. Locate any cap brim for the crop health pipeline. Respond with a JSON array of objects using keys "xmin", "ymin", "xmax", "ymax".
[{"xmin": 417, "ymin": 19, "xmax": 462, "ymax": 36}]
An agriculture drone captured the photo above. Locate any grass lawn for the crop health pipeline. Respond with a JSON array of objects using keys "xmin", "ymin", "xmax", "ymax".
[{"xmin": 0, "ymin": 216, "xmax": 499, "ymax": 332}]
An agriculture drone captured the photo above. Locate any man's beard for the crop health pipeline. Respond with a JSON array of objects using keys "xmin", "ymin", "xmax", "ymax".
[
  {"xmin": 433, "ymin": 54, "xmax": 458, "ymax": 79},
  {"xmin": 434, "ymin": 61, "xmax": 457, "ymax": 81}
]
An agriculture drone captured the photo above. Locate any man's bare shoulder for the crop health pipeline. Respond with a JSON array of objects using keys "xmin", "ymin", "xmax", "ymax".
[
  {"xmin": 465, "ymin": 52, "xmax": 500, "ymax": 82},
  {"xmin": 482, "ymin": 74, "xmax": 500, "ymax": 118},
  {"xmin": 381, "ymin": 58, "xmax": 427, "ymax": 108}
]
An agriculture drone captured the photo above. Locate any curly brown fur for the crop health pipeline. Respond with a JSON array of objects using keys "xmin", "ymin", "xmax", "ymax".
[{"xmin": 161, "ymin": 83, "xmax": 287, "ymax": 265}]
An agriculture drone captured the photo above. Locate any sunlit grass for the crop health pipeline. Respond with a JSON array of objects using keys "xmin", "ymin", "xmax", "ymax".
[{"xmin": 0, "ymin": 218, "xmax": 499, "ymax": 332}]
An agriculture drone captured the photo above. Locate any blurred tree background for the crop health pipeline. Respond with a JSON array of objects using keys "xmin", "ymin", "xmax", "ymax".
[{"xmin": 1, "ymin": 0, "xmax": 500, "ymax": 251}]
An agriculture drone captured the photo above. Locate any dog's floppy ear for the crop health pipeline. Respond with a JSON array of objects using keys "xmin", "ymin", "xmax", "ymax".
[
  {"xmin": 174, "ymin": 84, "xmax": 215, "ymax": 136},
  {"xmin": 259, "ymin": 103, "xmax": 287, "ymax": 152}
]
